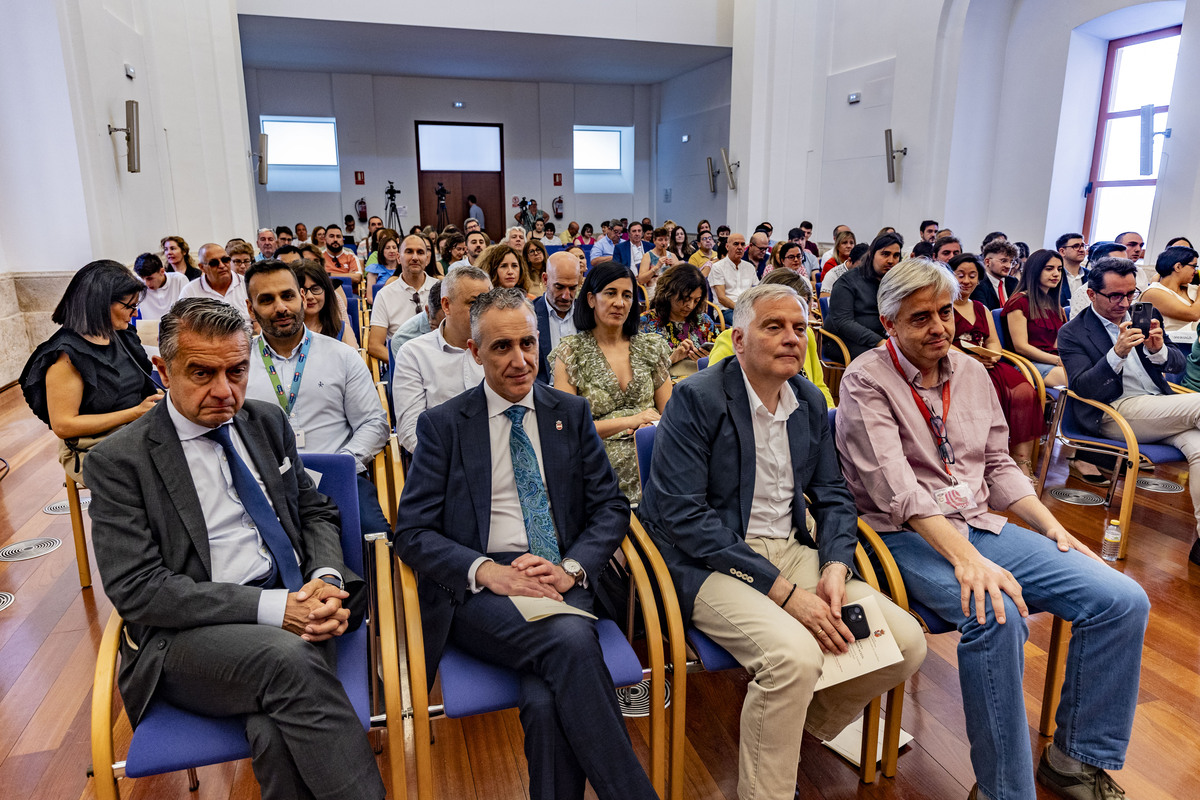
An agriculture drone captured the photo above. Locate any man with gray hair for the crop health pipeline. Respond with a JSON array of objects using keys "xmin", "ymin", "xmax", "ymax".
[
  {"xmin": 394, "ymin": 288, "xmax": 656, "ymax": 800},
  {"xmin": 256, "ymin": 227, "xmax": 277, "ymax": 260},
  {"xmin": 179, "ymin": 242, "xmax": 251, "ymax": 320},
  {"xmin": 639, "ymin": 283, "xmax": 926, "ymax": 800},
  {"xmin": 392, "ymin": 265, "xmax": 492, "ymax": 453},
  {"xmin": 84, "ymin": 298, "xmax": 384, "ymax": 800},
  {"xmin": 836, "ymin": 258, "xmax": 1148, "ymax": 800},
  {"xmin": 590, "ymin": 218, "xmax": 623, "ymax": 265}
]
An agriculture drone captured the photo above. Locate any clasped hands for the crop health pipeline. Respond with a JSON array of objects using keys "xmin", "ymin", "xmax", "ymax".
[
  {"xmin": 775, "ymin": 564, "xmax": 855, "ymax": 655},
  {"xmin": 477, "ymin": 555, "xmax": 574, "ymax": 599},
  {"xmin": 284, "ymin": 577, "xmax": 351, "ymax": 642}
]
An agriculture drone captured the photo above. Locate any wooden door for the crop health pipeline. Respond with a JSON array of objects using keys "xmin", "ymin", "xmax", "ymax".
[{"xmin": 415, "ymin": 122, "xmax": 505, "ymax": 241}]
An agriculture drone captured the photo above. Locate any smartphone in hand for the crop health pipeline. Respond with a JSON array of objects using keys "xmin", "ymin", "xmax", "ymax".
[
  {"xmin": 1129, "ymin": 302, "xmax": 1153, "ymax": 337},
  {"xmin": 841, "ymin": 603, "xmax": 871, "ymax": 641}
]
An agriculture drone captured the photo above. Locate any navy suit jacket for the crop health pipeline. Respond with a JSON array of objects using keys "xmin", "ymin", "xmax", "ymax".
[
  {"xmin": 532, "ymin": 293, "xmax": 553, "ymax": 384},
  {"xmin": 638, "ymin": 357, "xmax": 858, "ymax": 623},
  {"xmin": 970, "ymin": 274, "xmax": 1019, "ymax": 310},
  {"xmin": 1058, "ymin": 306, "xmax": 1184, "ymax": 435},
  {"xmin": 612, "ymin": 240, "xmax": 646, "ymax": 268},
  {"xmin": 393, "ymin": 382, "xmax": 629, "ymax": 679}
]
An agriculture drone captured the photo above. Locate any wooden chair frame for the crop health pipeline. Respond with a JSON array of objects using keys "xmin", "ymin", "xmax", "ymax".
[
  {"xmin": 385, "ymin": 521, "xmax": 669, "ymax": 799},
  {"xmin": 812, "ymin": 326, "xmax": 851, "ymax": 404},
  {"xmin": 706, "ymin": 300, "xmax": 728, "ymax": 331},
  {"xmin": 65, "ymin": 475, "xmax": 92, "ymax": 588}
]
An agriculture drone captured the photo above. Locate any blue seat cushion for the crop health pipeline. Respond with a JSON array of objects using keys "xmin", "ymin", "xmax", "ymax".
[
  {"xmin": 685, "ymin": 627, "xmax": 740, "ymax": 672},
  {"xmin": 438, "ymin": 618, "xmax": 643, "ymax": 718},
  {"xmin": 125, "ymin": 625, "xmax": 369, "ymax": 778}
]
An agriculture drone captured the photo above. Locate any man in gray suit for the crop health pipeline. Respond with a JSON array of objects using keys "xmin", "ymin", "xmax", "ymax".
[{"xmin": 85, "ymin": 298, "xmax": 384, "ymax": 800}]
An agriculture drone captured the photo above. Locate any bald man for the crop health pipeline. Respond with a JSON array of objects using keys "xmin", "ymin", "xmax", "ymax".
[
  {"xmin": 534, "ymin": 251, "xmax": 582, "ymax": 384},
  {"xmin": 368, "ymin": 234, "xmax": 436, "ymax": 363},
  {"xmin": 179, "ymin": 243, "xmax": 250, "ymax": 320}
]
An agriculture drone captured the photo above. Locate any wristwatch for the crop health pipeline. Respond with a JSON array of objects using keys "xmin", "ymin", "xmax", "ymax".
[{"xmin": 561, "ymin": 558, "xmax": 585, "ymax": 586}]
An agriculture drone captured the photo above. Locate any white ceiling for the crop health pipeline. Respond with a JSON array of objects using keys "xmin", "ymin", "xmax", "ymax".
[{"xmin": 237, "ymin": 15, "xmax": 731, "ymax": 85}]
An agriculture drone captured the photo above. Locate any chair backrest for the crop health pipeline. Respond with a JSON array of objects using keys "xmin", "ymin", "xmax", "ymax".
[
  {"xmin": 992, "ymin": 307, "xmax": 1009, "ymax": 349},
  {"xmin": 635, "ymin": 424, "xmax": 656, "ymax": 493},
  {"xmin": 697, "ymin": 356, "xmax": 709, "ymax": 370},
  {"xmin": 299, "ymin": 453, "xmax": 363, "ymax": 571},
  {"xmin": 386, "ymin": 337, "xmax": 396, "ymax": 426},
  {"xmin": 819, "ymin": 296, "xmax": 830, "ymax": 318},
  {"xmin": 828, "ymin": 407, "xmax": 837, "ymax": 439}
]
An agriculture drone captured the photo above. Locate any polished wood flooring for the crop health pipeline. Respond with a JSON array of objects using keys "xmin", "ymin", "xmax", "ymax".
[{"xmin": 1, "ymin": 383, "xmax": 1198, "ymax": 800}]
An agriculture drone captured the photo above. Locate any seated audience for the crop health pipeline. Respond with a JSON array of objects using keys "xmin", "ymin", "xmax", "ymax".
[
  {"xmin": 949, "ymin": 253, "xmax": 1043, "ymax": 478},
  {"xmin": 551, "ymin": 262, "xmax": 672, "ymax": 504},
  {"xmin": 762, "ymin": 240, "xmax": 807, "ymax": 279},
  {"xmin": 393, "ymin": 287, "xmax": 658, "ymax": 800},
  {"xmin": 638, "ymin": 226, "xmax": 677, "ymax": 297},
  {"xmin": 639, "ymin": 283, "xmax": 925, "ymax": 800},
  {"xmin": 134, "ymin": 252, "xmax": 189, "ymax": 322},
  {"xmin": 273, "ymin": 244, "xmax": 300, "ymax": 263},
  {"xmin": 707, "ymin": 268, "xmax": 834, "ymax": 408},
  {"xmin": 824, "ymin": 232, "xmax": 903, "ymax": 362},
  {"xmin": 836, "ymin": 257, "xmax": 1150, "ymax": 800},
  {"xmin": 391, "ymin": 278, "xmax": 444, "ymax": 353},
  {"xmin": 455, "ymin": 229, "xmax": 486, "ymax": 268},
  {"xmin": 1062, "ymin": 257, "xmax": 1200, "ymax": 566},
  {"xmin": 820, "ymin": 230, "xmax": 856, "ymax": 280},
  {"xmin": 744, "ymin": 230, "xmax": 771, "ymax": 277},
  {"xmin": 358, "ymin": 216, "xmax": 384, "ymax": 262},
  {"xmin": 256, "ymin": 227, "xmax": 277, "ymax": 260},
  {"xmin": 534, "ymin": 252, "xmax": 582, "ymax": 384},
  {"xmin": 689, "ymin": 229, "xmax": 720, "ymax": 277},
  {"xmin": 1166, "ymin": 236, "xmax": 1194, "ymax": 249},
  {"xmin": 590, "ymin": 219, "xmax": 622, "ymax": 265},
  {"xmin": 818, "ymin": 242, "xmax": 868, "ymax": 298},
  {"xmin": 639, "ymin": 263, "xmax": 717, "ymax": 379},
  {"xmin": 20, "ymin": 260, "xmax": 163, "ymax": 484},
  {"xmin": 1001, "ymin": 249, "xmax": 1067, "ymax": 386},
  {"xmin": 392, "ymin": 266, "xmax": 491, "ymax": 453},
  {"xmin": 505, "ymin": 225, "xmax": 527, "ymax": 253},
  {"xmin": 522, "ymin": 239, "xmax": 549, "ymax": 296},
  {"xmin": 274, "ymin": 226, "xmax": 294, "ymax": 247},
  {"xmin": 312, "ymin": 226, "xmax": 326, "ymax": 253},
  {"xmin": 573, "ymin": 222, "xmax": 596, "ymax": 247},
  {"xmin": 971, "ymin": 239, "xmax": 1019, "ymax": 310},
  {"xmin": 86, "ymin": 298, "xmax": 385, "ymax": 800},
  {"xmin": 567, "ymin": 245, "xmax": 589, "ymax": 275},
  {"xmin": 228, "ymin": 241, "xmax": 256, "ymax": 275},
  {"xmin": 294, "ymin": 221, "xmax": 309, "ymax": 245},
  {"xmin": 298, "ymin": 242, "xmax": 322, "ymax": 262},
  {"xmin": 668, "ymin": 224, "xmax": 693, "ymax": 262},
  {"xmin": 709, "ymin": 233, "xmax": 758, "ymax": 326},
  {"xmin": 919, "ymin": 219, "xmax": 940, "ymax": 243},
  {"xmin": 179, "ymin": 242, "xmax": 250, "ymax": 320},
  {"xmin": 1056, "ymin": 232, "xmax": 1089, "ymax": 318},
  {"xmin": 932, "ymin": 235, "xmax": 962, "ymax": 264},
  {"xmin": 366, "ymin": 229, "xmax": 401, "ymax": 304},
  {"xmin": 1140, "ymin": 245, "xmax": 1200, "ymax": 340},
  {"xmin": 294, "ymin": 259, "xmax": 358, "ymax": 348},
  {"xmin": 561, "ymin": 221, "xmax": 580, "ymax": 245},
  {"xmin": 323, "ymin": 224, "xmax": 362, "ymax": 286},
  {"xmin": 613, "ymin": 221, "xmax": 649, "ymax": 273},
  {"xmin": 244, "ymin": 260, "xmax": 390, "ymax": 539},
  {"xmin": 436, "ymin": 232, "xmax": 466, "ymax": 279},
  {"xmin": 479, "ymin": 242, "xmax": 535, "ymax": 300},
  {"xmin": 368, "ymin": 234, "xmax": 436, "ymax": 364},
  {"xmin": 161, "ymin": 234, "xmax": 201, "ymax": 281}
]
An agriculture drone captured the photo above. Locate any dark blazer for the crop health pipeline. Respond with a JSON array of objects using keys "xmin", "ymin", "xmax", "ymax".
[
  {"xmin": 84, "ymin": 399, "xmax": 362, "ymax": 727},
  {"xmin": 1058, "ymin": 305, "xmax": 1184, "ymax": 435},
  {"xmin": 1060, "ymin": 266, "xmax": 1088, "ymax": 308},
  {"xmin": 612, "ymin": 240, "xmax": 646, "ymax": 268},
  {"xmin": 637, "ymin": 357, "xmax": 858, "ymax": 623},
  {"xmin": 392, "ymin": 382, "xmax": 629, "ymax": 680},
  {"xmin": 532, "ymin": 293, "xmax": 553, "ymax": 384},
  {"xmin": 970, "ymin": 274, "xmax": 1019, "ymax": 311},
  {"xmin": 825, "ymin": 264, "xmax": 886, "ymax": 361}
]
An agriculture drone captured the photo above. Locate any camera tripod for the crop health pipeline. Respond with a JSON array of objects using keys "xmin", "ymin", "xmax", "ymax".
[{"xmin": 384, "ymin": 181, "xmax": 401, "ymax": 232}]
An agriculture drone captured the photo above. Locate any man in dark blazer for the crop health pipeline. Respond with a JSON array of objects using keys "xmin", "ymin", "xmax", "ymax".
[
  {"xmin": 970, "ymin": 239, "xmax": 1019, "ymax": 310},
  {"xmin": 393, "ymin": 288, "xmax": 656, "ymax": 800},
  {"xmin": 85, "ymin": 298, "xmax": 384, "ymax": 800},
  {"xmin": 638, "ymin": 283, "xmax": 925, "ymax": 800},
  {"xmin": 1058, "ymin": 256, "xmax": 1200, "ymax": 566},
  {"xmin": 611, "ymin": 219, "xmax": 648, "ymax": 276},
  {"xmin": 532, "ymin": 251, "xmax": 581, "ymax": 384}
]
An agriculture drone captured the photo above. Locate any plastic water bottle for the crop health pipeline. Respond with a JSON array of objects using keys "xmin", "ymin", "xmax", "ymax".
[{"xmin": 1101, "ymin": 520, "xmax": 1122, "ymax": 562}]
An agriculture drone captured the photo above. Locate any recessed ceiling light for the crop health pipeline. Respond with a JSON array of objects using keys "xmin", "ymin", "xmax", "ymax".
[
  {"xmin": 453, "ymin": 101, "xmax": 464, "ymax": 108},
  {"xmin": 682, "ymin": 135, "xmax": 689, "ymax": 142}
]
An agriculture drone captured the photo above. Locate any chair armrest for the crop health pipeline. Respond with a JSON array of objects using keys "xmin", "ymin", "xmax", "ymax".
[
  {"xmin": 1000, "ymin": 349, "xmax": 1046, "ymax": 410},
  {"xmin": 815, "ymin": 328, "xmax": 851, "ymax": 369},
  {"xmin": 396, "ymin": 555, "xmax": 432, "ymax": 799},
  {"xmin": 1063, "ymin": 390, "xmax": 1140, "ymax": 463},
  {"xmin": 620, "ymin": 531, "xmax": 666, "ymax": 796},
  {"xmin": 1170, "ymin": 382, "xmax": 1196, "ymax": 393},
  {"xmin": 372, "ymin": 538, "xmax": 409, "ymax": 800},
  {"xmin": 91, "ymin": 610, "xmax": 124, "ymax": 800}
]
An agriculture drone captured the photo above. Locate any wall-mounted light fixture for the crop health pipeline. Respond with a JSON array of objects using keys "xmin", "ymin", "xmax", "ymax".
[
  {"xmin": 884, "ymin": 128, "xmax": 907, "ymax": 184},
  {"xmin": 720, "ymin": 147, "xmax": 739, "ymax": 191},
  {"xmin": 107, "ymin": 100, "xmax": 140, "ymax": 173},
  {"xmin": 251, "ymin": 133, "xmax": 268, "ymax": 185}
]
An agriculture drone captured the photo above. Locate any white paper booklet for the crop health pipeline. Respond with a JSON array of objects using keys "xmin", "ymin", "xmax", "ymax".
[
  {"xmin": 813, "ymin": 594, "xmax": 905, "ymax": 691},
  {"xmin": 510, "ymin": 595, "xmax": 599, "ymax": 622}
]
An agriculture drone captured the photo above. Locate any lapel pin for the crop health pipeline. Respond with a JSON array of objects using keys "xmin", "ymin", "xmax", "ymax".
[{"xmin": 555, "ymin": 420, "xmax": 563, "ymax": 431}]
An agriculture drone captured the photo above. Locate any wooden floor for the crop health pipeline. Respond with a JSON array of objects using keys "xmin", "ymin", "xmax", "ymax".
[{"xmin": 1, "ymin": 382, "xmax": 1199, "ymax": 800}]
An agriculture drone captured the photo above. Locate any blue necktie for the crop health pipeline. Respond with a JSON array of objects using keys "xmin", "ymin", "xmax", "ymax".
[
  {"xmin": 203, "ymin": 426, "xmax": 303, "ymax": 591},
  {"xmin": 503, "ymin": 406, "xmax": 560, "ymax": 562}
]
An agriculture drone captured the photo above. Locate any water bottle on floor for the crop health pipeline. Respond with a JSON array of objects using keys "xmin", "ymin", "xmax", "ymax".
[{"xmin": 1101, "ymin": 519, "xmax": 1122, "ymax": 562}]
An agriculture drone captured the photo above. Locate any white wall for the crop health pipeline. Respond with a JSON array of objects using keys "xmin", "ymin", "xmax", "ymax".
[{"xmin": 244, "ymin": 70, "xmax": 655, "ymax": 236}]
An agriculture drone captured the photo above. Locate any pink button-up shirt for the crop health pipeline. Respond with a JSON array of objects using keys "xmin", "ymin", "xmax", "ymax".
[{"xmin": 834, "ymin": 345, "xmax": 1033, "ymax": 536}]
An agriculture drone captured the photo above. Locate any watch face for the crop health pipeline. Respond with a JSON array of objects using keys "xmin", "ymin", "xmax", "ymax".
[{"xmin": 563, "ymin": 559, "xmax": 582, "ymax": 577}]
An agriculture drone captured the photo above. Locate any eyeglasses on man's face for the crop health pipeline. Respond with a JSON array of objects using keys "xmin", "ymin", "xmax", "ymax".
[
  {"xmin": 1097, "ymin": 289, "xmax": 1141, "ymax": 304},
  {"xmin": 205, "ymin": 255, "xmax": 232, "ymax": 268}
]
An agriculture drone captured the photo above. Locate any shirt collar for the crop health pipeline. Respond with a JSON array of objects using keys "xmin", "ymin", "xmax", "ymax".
[
  {"xmin": 891, "ymin": 341, "xmax": 954, "ymax": 388},
  {"xmin": 1090, "ymin": 305, "xmax": 1127, "ymax": 334},
  {"xmin": 740, "ymin": 370, "xmax": 800, "ymax": 422},
  {"xmin": 483, "ymin": 380, "xmax": 536, "ymax": 419},
  {"xmin": 434, "ymin": 320, "xmax": 467, "ymax": 353},
  {"xmin": 543, "ymin": 293, "xmax": 573, "ymax": 321},
  {"xmin": 166, "ymin": 393, "xmax": 234, "ymax": 442},
  {"xmin": 259, "ymin": 325, "xmax": 310, "ymax": 359}
]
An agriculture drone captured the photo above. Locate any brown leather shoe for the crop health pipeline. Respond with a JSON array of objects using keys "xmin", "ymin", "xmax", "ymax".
[{"xmin": 1036, "ymin": 749, "xmax": 1127, "ymax": 799}]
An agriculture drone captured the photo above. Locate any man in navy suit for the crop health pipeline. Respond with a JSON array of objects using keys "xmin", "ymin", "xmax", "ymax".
[
  {"xmin": 393, "ymin": 288, "xmax": 656, "ymax": 800},
  {"xmin": 638, "ymin": 284, "xmax": 925, "ymax": 800},
  {"xmin": 970, "ymin": 239, "xmax": 1019, "ymax": 310},
  {"xmin": 532, "ymin": 251, "xmax": 581, "ymax": 384},
  {"xmin": 611, "ymin": 220, "xmax": 648, "ymax": 276},
  {"xmin": 1059, "ymin": 256, "xmax": 1200, "ymax": 566}
]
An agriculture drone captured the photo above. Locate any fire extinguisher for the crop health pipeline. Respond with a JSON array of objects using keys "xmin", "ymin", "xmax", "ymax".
[
  {"xmin": 355, "ymin": 197, "xmax": 368, "ymax": 222},
  {"xmin": 552, "ymin": 195, "xmax": 564, "ymax": 220}
]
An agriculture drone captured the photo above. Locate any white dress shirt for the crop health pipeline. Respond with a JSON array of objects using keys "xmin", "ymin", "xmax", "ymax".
[
  {"xmin": 139, "ymin": 271, "xmax": 189, "ymax": 320},
  {"xmin": 1093, "ymin": 307, "xmax": 1170, "ymax": 400},
  {"xmin": 542, "ymin": 295, "xmax": 577, "ymax": 353},
  {"xmin": 392, "ymin": 322, "xmax": 485, "ymax": 453},
  {"xmin": 166, "ymin": 399, "xmax": 295, "ymax": 626},
  {"xmin": 371, "ymin": 273, "xmax": 435, "ymax": 337},
  {"xmin": 630, "ymin": 241, "xmax": 645, "ymax": 266},
  {"xmin": 709, "ymin": 257, "xmax": 759, "ymax": 308},
  {"xmin": 245, "ymin": 328, "xmax": 388, "ymax": 472},
  {"xmin": 742, "ymin": 372, "xmax": 800, "ymax": 539},
  {"xmin": 466, "ymin": 382, "xmax": 550, "ymax": 590},
  {"xmin": 179, "ymin": 272, "xmax": 251, "ymax": 320}
]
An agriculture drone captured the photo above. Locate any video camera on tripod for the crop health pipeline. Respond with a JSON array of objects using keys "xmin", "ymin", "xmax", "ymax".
[{"xmin": 435, "ymin": 182, "xmax": 450, "ymax": 206}]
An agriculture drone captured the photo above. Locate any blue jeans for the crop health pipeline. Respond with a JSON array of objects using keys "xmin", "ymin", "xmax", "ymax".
[{"xmin": 882, "ymin": 523, "xmax": 1149, "ymax": 800}]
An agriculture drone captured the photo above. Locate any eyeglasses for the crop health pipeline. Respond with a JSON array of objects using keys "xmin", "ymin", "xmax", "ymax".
[
  {"xmin": 783, "ymin": 253, "xmax": 803, "ymax": 261},
  {"xmin": 1097, "ymin": 289, "xmax": 1141, "ymax": 303},
  {"xmin": 205, "ymin": 255, "xmax": 232, "ymax": 268},
  {"xmin": 928, "ymin": 409, "xmax": 956, "ymax": 465},
  {"xmin": 117, "ymin": 298, "xmax": 139, "ymax": 311},
  {"xmin": 301, "ymin": 285, "xmax": 324, "ymax": 296},
  {"xmin": 1067, "ymin": 243, "xmax": 1088, "ymax": 250},
  {"xmin": 231, "ymin": 257, "xmax": 253, "ymax": 266},
  {"xmin": 411, "ymin": 291, "xmax": 422, "ymax": 310}
]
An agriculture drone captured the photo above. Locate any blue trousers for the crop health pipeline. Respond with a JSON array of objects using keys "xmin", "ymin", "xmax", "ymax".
[{"xmin": 883, "ymin": 523, "xmax": 1149, "ymax": 800}]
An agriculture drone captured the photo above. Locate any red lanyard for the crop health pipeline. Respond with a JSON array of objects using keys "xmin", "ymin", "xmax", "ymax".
[{"xmin": 886, "ymin": 340, "xmax": 953, "ymax": 475}]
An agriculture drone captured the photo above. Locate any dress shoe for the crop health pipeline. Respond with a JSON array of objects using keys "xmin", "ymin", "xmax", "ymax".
[
  {"xmin": 1036, "ymin": 749, "xmax": 1127, "ymax": 799},
  {"xmin": 1068, "ymin": 459, "xmax": 1111, "ymax": 487}
]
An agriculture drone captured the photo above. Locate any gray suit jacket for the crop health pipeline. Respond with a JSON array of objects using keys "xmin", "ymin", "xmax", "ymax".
[{"xmin": 85, "ymin": 398, "xmax": 361, "ymax": 726}]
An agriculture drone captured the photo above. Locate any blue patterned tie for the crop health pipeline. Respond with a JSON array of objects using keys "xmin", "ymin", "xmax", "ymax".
[
  {"xmin": 203, "ymin": 426, "xmax": 303, "ymax": 591},
  {"xmin": 504, "ymin": 406, "xmax": 560, "ymax": 561}
]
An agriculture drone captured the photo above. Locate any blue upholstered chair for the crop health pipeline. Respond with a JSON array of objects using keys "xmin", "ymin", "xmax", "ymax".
[{"xmin": 90, "ymin": 453, "xmax": 398, "ymax": 799}]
